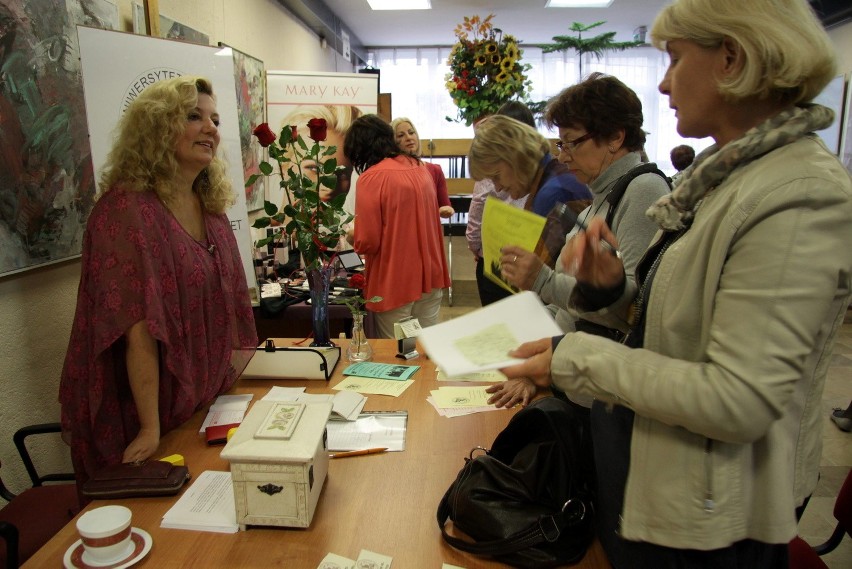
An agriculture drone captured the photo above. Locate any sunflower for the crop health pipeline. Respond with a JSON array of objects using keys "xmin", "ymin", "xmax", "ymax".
[
  {"xmin": 445, "ymin": 14, "xmax": 532, "ymax": 125},
  {"xmin": 505, "ymin": 42, "xmax": 519, "ymax": 61}
]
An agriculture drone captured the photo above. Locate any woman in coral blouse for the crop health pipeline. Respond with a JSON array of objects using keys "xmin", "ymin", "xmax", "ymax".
[{"xmin": 344, "ymin": 115, "xmax": 450, "ymax": 338}]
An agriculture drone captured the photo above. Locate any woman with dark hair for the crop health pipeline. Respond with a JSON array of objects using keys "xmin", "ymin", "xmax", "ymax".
[
  {"xmin": 59, "ymin": 76, "xmax": 257, "ymax": 484},
  {"xmin": 344, "ymin": 114, "xmax": 450, "ymax": 338}
]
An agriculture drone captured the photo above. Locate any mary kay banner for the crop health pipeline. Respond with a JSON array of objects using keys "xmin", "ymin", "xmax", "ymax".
[
  {"xmin": 265, "ymin": 71, "xmax": 378, "ymax": 209},
  {"xmin": 77, "ymin": 27, "xmax": 258, "ymax": 303}
]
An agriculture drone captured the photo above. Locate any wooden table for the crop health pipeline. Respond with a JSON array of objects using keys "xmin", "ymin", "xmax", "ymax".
[{"xmin": 26, "ymin": 339, "xmax": 610, "ymax": 569}]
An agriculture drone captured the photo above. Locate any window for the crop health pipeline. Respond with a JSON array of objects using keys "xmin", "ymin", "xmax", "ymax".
[{"xmin": 372, "ymin": 46, "xmax": 711, "ymax": 174}]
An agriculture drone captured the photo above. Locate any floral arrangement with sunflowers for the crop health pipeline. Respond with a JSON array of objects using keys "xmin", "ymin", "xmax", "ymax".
[
  {"xmin": 247, "ymin": 118, "xmax": 352, "ymax": 272},
  {"xmin": 445, "ymin": 14, "xmax": 533, "ymax": 126}
]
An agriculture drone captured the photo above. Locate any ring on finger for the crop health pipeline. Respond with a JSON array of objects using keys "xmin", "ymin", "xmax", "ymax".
[{"xmin": 512, "ymin": 255, "xmax": 518, "ymax": 263}]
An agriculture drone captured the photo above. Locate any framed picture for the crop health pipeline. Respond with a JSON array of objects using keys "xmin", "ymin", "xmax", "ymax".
[
  {"xmin": 0, "ymin": 0, "xmax": 119, "ymax": 276},
  {"xmin": 220, "ymin": 44, "xmax": 267, "ymax": 212},
  {"xmin": 131, "ymin": 2, "xmax": 209, "ymax": 45}
]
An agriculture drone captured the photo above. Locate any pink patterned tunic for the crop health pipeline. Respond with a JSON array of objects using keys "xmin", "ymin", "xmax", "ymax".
[{"xmin": 59, "ymin": 188, "xmax": 257, "ymax": 481}]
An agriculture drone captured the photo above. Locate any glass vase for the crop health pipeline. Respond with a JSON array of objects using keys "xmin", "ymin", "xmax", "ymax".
[
  {"xmin": 307, "ymin": 266, "xmax": 334, "ymax": 347},
  {"xmin": 347, "ymin": 311, "xmax": 373, "ymax": 362}
]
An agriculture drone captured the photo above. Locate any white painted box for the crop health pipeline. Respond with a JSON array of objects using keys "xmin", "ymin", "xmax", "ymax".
[{"xmin": 221, "ymin": 400, "xmax": 332, "ymax": 529}]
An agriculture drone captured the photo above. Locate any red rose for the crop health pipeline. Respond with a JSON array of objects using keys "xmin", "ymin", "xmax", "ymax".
[
  {"xmin": 252, "ymin": 123, "xmax": 276, "ymax": 147},
  {"xmin": 307, "ymin": 118, "xmax": 327, "ymax": 142},
  {"xmin": 290, "ymin": 126, "xmax": 298, "ymax": 140},
  {"xmin": 348, "ymin": 273, "xmax": 366, "ymax": 290}
]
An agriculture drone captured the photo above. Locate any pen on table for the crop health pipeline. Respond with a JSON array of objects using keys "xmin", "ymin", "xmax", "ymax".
[
  {"xmin": 574, "ymin": 217, "xmax": 621, "ymax": 258},
  {"xmin": 329, "ymin": 447, "xmax": 388, "ymax": 459}
]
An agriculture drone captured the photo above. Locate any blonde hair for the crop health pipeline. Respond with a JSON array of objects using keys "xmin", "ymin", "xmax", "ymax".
[
  {"xmin": 469, "ymin": 115, "xmax": 550, "ymax": 188},
  {"xmin": 280, "ymin": 105, "xmax": 362, "ymax": 139},
  {"xmin": 390, "ymin": 117, "xmax": 421, "ymax": 156},
  {"xmin": 651, "ymin": 0, "xmax": 836, "ymax": 104},
  {"xmin": 99, "ymin": 76, "xmax": 234, "ymax": 214}
]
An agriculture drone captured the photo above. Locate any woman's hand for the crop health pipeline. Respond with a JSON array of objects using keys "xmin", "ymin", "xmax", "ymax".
[
  {"xmin": 500, "ymin": 246, "xmax": 543, "ymax": 290},
  {"xmin": 122, "ymin": 426, "xmax": 160, "ymax": 464},
  {"xmin": 439, "ymin": 205, "xmax": 455, "ymax": 219},
  {"xmin": 486, "ymin": 378, "xmax": 538, "ymax": 408},
  {"xmin": 562, "ymin": 217, "xmax": 624, "ymax": 289},
  {"xmin": 499, "ymin": 338, "xmax": 554, "ymax": 389}
]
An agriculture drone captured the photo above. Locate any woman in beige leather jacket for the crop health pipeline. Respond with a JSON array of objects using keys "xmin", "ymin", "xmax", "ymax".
[{"xmin": 501, "ymin": 1, "xmax": 852, "ymax": 567}]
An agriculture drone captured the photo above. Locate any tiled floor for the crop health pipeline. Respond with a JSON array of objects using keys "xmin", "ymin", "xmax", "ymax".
[{"xmin": 440, "ymin": 278, "xmax": 852, "ymax": 568}]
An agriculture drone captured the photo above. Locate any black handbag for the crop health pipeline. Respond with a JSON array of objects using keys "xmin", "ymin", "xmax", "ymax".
[{"xmin": 437, "ymin": 397, "xmax": 594, "ymax": 568}]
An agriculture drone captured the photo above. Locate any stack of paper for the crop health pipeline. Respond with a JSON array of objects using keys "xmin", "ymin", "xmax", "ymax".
[
  {"xmin": 318, "ymin": 550, "xmax": 392, "ymax": 569},
  {"xmin": 418, "ymin": 291, "xmax": 562, "ymax": 377},
  {"xmin": 198, "ymin": 394, "xmax": 253, "ymax": 433},
  {"xmin": 436, "ymin": 368, "xmax": 507, "ymax": 382},
  {"xmin": 428, "ymin": 386, "xmax": 505, "ymax": 418},
  {"xmin": 161, "ymin": 471, "xmax": 238, "ymax": 533},
  {"xmin": 326, "ymin": 411, "xmax": 408, "ymax": 451}
]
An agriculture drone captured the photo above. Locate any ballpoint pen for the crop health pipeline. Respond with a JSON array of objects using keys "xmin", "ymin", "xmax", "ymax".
[
  {"xmin": 574, "ymin": 217, "xmax": 622, "ymax": 258},
  {"xmin": 329, "ymin": 447, "xmax": 388, "ymax": 459}
]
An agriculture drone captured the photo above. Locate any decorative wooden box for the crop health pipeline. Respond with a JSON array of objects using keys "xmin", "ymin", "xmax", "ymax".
[{"xmin": 221, "ymin": 400, "xmax": 332, "ymax": 529}]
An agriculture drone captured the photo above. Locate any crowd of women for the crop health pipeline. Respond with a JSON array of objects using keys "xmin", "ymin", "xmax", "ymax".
[{"xmin": 58, "ymin": 0, "xmax": 850, "ymax": 567}]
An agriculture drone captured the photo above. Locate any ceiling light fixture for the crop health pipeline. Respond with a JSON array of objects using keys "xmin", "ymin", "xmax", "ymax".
[
  {"xmin": 367, "ymin": 0, "xmax": 431, "ymax": 10},
  {"xmin": 545, "ymin": 0, "xmax": 614, "ymax": 8}
]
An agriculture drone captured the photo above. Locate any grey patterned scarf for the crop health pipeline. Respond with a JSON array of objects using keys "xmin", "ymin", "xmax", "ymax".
[{"xmin": 647, "ymin": 104, "xmax": 835, "ymax": 230}]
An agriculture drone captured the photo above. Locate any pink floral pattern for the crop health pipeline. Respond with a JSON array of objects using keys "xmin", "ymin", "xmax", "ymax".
[{"xmin": 59, "ymin": 188, "xmax": 257, "ymax": 482}]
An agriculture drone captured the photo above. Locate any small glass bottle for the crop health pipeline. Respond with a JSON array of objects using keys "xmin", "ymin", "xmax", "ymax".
[{"xmin": 347, "ymin": 311, "xmax": 373, "ymax": 362}]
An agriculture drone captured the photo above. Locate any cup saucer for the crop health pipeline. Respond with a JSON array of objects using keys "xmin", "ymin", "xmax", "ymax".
[{"xmin": 64, "ymin": 527, "xmax": 152, "ymax": 569}]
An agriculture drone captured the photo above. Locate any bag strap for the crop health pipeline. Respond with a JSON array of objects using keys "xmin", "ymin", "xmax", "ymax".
[
  {"xmin": 437, "ymin": 487, "xmax": 586, "ymax": 556},
  {"xmin": 604, "ymin": 162, "xmax": 671, "ymax": 228}
]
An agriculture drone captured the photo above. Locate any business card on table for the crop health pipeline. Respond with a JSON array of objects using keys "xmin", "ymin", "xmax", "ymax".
[
  {"xmin": 317, "ymin": 552, "xmax": 354, "ymax": 569},
  {"xmin": 356, "ymin": 550, "xmax": 392, "ymax": 568}
]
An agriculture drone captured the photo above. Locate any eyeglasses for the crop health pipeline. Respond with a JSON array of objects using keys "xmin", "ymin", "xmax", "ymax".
[{"xmin": 556, "ymin": 132, "xmax": 593, "ymax": 153}]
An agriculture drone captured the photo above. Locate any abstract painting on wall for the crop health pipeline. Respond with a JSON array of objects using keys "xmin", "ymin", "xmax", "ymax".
[
  {"xmin": 0, "ymin": 0, "xmax": 119, "ymax": 276},
  {"xmin": 221, "ymin": 44, "xmax": 266, "ymax": 212},
  {"xmin": 131, "ymin": 2, "xmax": 209, "ymax": 46}
]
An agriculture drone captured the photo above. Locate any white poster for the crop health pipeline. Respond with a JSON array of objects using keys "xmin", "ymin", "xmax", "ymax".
[
  {"xmin": 76, "ymin": 26, "xmax": 257, "ymax": 303},
  {"xmin": 265, "ymin": 71, "xmax": 378, "ymax": 209}
]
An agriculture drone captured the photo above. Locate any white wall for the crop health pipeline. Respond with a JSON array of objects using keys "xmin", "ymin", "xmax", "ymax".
[{"xmin": 0, "ymin": 0, "xmax": 349, "ymax": 498}]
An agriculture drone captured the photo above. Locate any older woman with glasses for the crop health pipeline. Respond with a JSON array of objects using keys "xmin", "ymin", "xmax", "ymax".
[{"xmin": 488, "ymin": 73, "xmax": 670, "ymax": 408}]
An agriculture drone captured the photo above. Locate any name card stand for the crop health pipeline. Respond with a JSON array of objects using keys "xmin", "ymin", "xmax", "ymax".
[{"xmin": 394, "ymin": 317, "xmax": 421, "ymax": 360}]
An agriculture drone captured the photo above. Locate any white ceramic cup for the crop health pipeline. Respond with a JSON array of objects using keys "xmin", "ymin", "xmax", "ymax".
[{"xmin": 76, "ymin": 505, "xmax": 133, "ymax": 564}]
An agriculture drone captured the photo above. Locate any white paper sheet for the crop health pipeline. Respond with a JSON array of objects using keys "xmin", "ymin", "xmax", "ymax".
[
  {"xmin": 418, "ymin": 291, "xmax": 562, "ymax": 377},
  {"xmin": 160, "ymin": 471, "xmax": 238, "ymax": 533}
]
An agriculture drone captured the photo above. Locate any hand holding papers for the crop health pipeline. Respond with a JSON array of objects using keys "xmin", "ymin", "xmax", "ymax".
[{"xmin": 418, "ymin": 291, "xmax": 562, "ymax": 377}]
